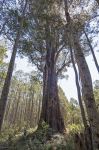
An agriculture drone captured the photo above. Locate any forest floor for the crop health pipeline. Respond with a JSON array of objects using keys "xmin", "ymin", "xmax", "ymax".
[{"xmin": 0, "ymin": 124, "xmax": 75, "ymax": 150}]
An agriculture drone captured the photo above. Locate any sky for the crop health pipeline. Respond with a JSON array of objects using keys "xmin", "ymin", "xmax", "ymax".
[
  {"xmin": 59, "ymin": 53, "xmax": 99, "ymax": 100},
  {"xmin": 6, "ymin": 49, "xmax": 99, "ymax": 100}
]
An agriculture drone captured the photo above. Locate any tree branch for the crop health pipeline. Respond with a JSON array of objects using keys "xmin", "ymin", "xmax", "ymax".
[{"xmin": 57, "ymin": 59, "xmax": 71, "ymax": 75}]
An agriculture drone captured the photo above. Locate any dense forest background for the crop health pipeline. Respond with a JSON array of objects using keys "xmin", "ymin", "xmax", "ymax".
[{"xmin": 0, "ymin": 0, "xmax": 99, "ymax": 149}]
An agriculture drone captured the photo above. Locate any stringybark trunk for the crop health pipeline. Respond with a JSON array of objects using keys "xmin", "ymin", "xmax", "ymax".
[
  {"xmin": 40, "ymin": 63, "xmax": 65, "ymax": 132},
  {"xmin": 39, "ymin": 19, "xmax": 65, "ymax": 132},
  {"xmin": 40, "ymin": 27, "xmax": 65, "ymax": 132}
]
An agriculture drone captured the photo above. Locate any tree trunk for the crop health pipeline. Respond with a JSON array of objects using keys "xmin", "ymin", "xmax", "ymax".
[
  {"xmin": 73, "ymin": 37, "xmax": 99, "ymax": 149},
  {"xmin": 64, "ymin": 0, "xmax": 99, "ymax": 149},
  {"xmin": 37, "ymin": 97, "xmax": 42, "ymax": 125},
  {"xmin": 0, "ymin": 31, "xmax": 21, "ymax": 130},
  {"xmin": 13, "ymin": 90, "xmax": 21, "ymax": 125},
  {"xmin": 40, "ymin": 22, "xmax": 65, "ymax": 132},
  {"xmin": 84, "ymin": 29, "xmax": 99, "ymax": 73},
  {"xmin": 0, "ymin": 0, "xmax": 27, "ymax": 131},
  {"xmin": 68, "ymin": 40, "xmax": 87, "ymax": 128},
  {"xmin": 68, "ymin": 40, "xmax": 93, "ymax": 150},
  {"xmin": 30, "ymin": 91, "xmax": 34, "ymax": 127},
  {"xmin": 40, "ymin": 61, "xmax": 65, "ymax": 133}
]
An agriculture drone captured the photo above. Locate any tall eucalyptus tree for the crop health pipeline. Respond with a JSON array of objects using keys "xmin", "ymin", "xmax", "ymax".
[
  {"xmin": 20, "ymin": 0, "xmax": 71, "ymax": 132},
  {"xmin": 0, "ymin": 0, "xmax": 28, "ymax": 131}
]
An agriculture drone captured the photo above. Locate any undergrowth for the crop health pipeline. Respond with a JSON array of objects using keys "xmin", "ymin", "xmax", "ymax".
[{"xmin": 0, "ymin": 122, "xmax": 76, "ymax": 150}]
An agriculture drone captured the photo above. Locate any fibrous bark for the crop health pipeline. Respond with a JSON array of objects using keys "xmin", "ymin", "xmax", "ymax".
[{"xmin": 40, "ymin": 22, "xmax": 65, "ymax": 133}]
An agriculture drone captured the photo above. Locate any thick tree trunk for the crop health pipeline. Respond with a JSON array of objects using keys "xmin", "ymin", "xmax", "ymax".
[
  {"xmin": 40, "ymin": 63, "xmax": 65, "ymax": 132},
  {"xmin": 0, "ymin": 0, "xmax": 27, "ymax": 131},
  {"xmin": 39, "ymin": 20, "xmax": 65, "ymax": 132},
  {"xmin": 84, "ymin": 29, "xmax": 99, "ymax": 73},
  {"xmin": 40, "ymin": 23, "xmax": 65, "ymax": 132}
]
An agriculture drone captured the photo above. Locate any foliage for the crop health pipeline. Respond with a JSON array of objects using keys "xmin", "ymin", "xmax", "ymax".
[
  {"xmin": 0, "ymin": 45, "xmax": 7, "ymax": 64},
  {"xmin": 67, "ymin": 124, "xmax": 83, "ymax": 135},
  {"xmin": 0, "ymin": 122, "xmax": 75, "ymax": 150}
]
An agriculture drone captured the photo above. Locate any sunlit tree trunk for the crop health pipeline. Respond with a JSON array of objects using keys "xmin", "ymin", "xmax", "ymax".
[
  {"xmin": 64, "ymin": 0, "xmax": 99, "ymax": 149},
  {"xmin": 83, "ymin": 29, "xmax": 99, "ymax": 73},
  {"xmin": 30, "ymin": 91, "xmax": 34, "ymax": 127},
  {"xmin": 3, "ymin": 98, "xmax": 12, "ymax": 124},
  {"xmin": 37, "ymin": 98, "xmax": 42, "ymax": 124},
  {"xmin": 68, "ymin": 40, "xmax": 93, "ymax": 150},
  {"xmin": 0, "ymin": 32, "xmax": 20, "ymax": 130},
  {"xmin": 13, "ymin": 90, "xmax": 21, "ymax": 125},
  {"xmin": 73, "ymin": 38, "xmax": 99, "ymax": 150}
]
